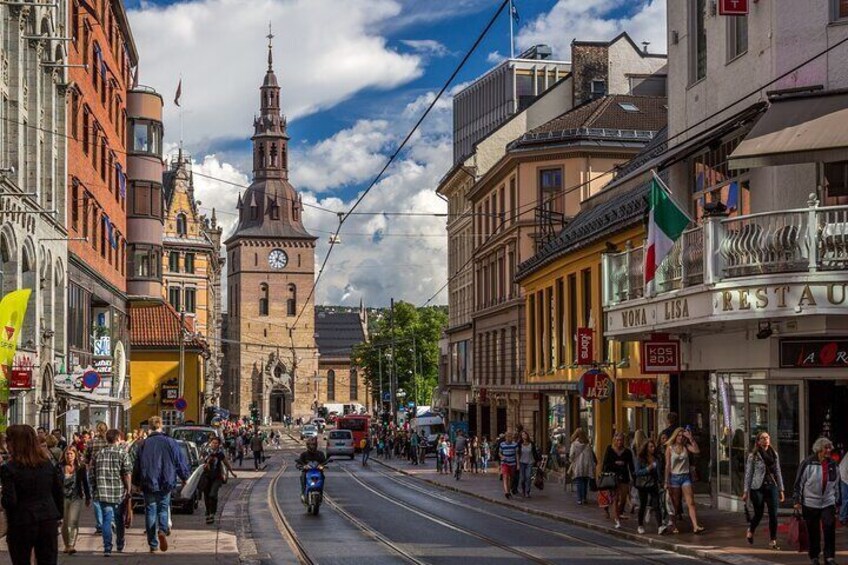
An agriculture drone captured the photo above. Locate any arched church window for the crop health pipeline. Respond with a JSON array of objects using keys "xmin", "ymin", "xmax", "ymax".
[
  {"xmin": 258, "ymin": 143, "xmax": 265, "ymax": 168},
  {"xmin": 350, "ymin": 368, "xmax": 358, "ymax": 400},
  {"xmin": 286, "ymin": 283, "xmax": 296, "ymax": 316},
  {"xmin": 327, "ymin": 369, "xmax": 335, "ymax": 402},
  {"xmin": 176, "ymin": 213, "xmax": 187, "ymax": 236},
  {"xmin": 259, "ymin": 283, "xmax": 269, "ymax": 316}
]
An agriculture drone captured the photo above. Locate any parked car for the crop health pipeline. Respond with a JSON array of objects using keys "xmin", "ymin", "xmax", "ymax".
[
  {"xmin": 311, "ymin": 418, "xmax": 327, "ymax": 432},
  {"xmin": 170, "ymin": 425, "xmax": 222, "ymax": 455},
  {"xmin": 300, "ymin": 424, "xmax": 319, "ymax": 440},
  {"xmin": 325, "ymin": 429, "xmax": 355, "ymax": 459},
  {"xmin": 132, "ymin": 439, "xmax": 201, "ymax": 514}
]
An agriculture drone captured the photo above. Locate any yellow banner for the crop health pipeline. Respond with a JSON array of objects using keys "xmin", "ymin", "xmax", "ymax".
[{"xmin": 0, "ymin": 289, "xmax": 32, "ymax": 430}]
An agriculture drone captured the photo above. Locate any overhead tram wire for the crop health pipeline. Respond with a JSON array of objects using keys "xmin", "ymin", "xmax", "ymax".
[
  {"xmin": 419, "ymin": 33, "xmax": 848, "ymax": 307},
  {"xmin": 288, "ymin": 0, "xmax": 513, "ymax": 333}
]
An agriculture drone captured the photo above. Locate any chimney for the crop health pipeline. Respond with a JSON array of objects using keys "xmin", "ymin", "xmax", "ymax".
[{"xmin": 642, "ymin": 41, "xmax": 650, "ymax": 54}]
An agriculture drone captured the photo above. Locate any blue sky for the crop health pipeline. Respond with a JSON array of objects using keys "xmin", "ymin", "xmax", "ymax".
[{"xmin": 125, "ymin": 0, "xmax": 667, "ymax": 305}]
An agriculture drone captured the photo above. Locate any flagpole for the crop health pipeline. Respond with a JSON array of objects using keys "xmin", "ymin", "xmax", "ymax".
[
  {"xmin": 509, "ymin": 0, "xmax": 515, "ymax": 59},
  {"xmin": 179, "ymin": 74, "xmax": 184, "ymax": 150},
  {"xmin": 651, "ymin": 169, "xmax": 694, "ymax": 222}
]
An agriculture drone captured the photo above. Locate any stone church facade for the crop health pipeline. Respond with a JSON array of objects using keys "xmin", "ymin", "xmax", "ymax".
[{"xmin": 223, "ymin": 36, "xmax": 317, "ymax": 421}]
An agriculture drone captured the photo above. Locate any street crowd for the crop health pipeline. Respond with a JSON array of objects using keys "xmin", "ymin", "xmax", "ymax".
[
  {"xmin": 365, "ymin": 412, "xmax": 847, "ymax": 565},
  {"xmin": 0, "ymin": 417, "xmax": 275, "ymax": 564}
]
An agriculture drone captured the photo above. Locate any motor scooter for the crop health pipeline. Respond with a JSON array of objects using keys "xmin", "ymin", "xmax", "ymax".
[{"xmin": 297, "ymin": 460, "xmax": 326, "ymax": 515}]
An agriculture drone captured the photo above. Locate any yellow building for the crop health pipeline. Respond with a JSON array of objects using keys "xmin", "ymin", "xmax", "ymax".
[
  {"xmin": 129, "ymin": 300, "xmax": 208, "ymax": 429},
  {"xmin": 515, "ymin": 128, "xmax": 670, "ymax": 452}
]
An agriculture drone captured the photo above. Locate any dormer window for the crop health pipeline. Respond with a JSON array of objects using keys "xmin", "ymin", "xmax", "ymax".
[{"xmin": 176, "ymin": 213, "xmax": 187, "ymax": 236}]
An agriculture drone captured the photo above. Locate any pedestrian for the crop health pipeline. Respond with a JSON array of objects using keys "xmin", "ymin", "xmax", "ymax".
[
  {"xmin": 743, "ymin": 432, "xmax": 784, "ymax": 550},
  {"xmin": 235, "ymin": 432, "xmax": 245, "ymax": 467},
  {"xmin": 511, "ymin": 425, "xmax": 524, "ymax": 495},
  {"xmin": 362, "ymin": 435, "xmax": 372, "ymax": 466},
  {"xmin": 793, "ymin": 437, "xmax": 839, "ymax": 565},
  {"xmin": 568, "ymin": 428, "xmax": 595, "ymax": 505},
  {"xmin": 51, "ymin": 429, "xmax": 67, "ymax": 451},
  {"xmin": 470, "ymin": 437, "xmax": 480, "ymax": 474},
  {"xmin": 635, "ymin": 439, "xmax": 665, "ymax": 535},
  {"xmin": 659, "ymin": 412, "xmax": 680, "ymax": 442},
  {"xmin": 418, "ymin": 431, "xmax": 428, "ymax": 465},
  {"xmin": 603, "ymin": 432, "xmax": 635, "ymax": 529},
  {"xmin": 517, "ymin": 431, "xmax": 540, "ymax": 498},
  {"xmin": 92, "ymin": 429, "xmax": 132, "ymax": 556},
  {"xmin": 251, "ymin": 430, "xmax": 264, "ymax": 470},
  {"xmin": 60, "ymin": 446, "xmax": 91, "ymax": 554},
  {"xmin": 135, "ymin": 415, "xmax": 191, "ymax": 553},
  {"xmin": 499, "ymin": 432, "xmax": 518, "ymax": 499},
  {"xmin": 0, "ymin": 432, "xmax": 9, "ymax": 463},
  {"xmin": 86, "ymin": 421, "xmax": 109, "ymax": 535},
  {"xmin": 453, "ymin": 430, "xmax": 468, "ymax": 479},
  {"xmin": 0, "ymin": 424, "xmax": 64, "ymax": 565},
  {"xmin": 44, "ymin": 433, "xmax": 63, "ymax": 466},
  {"xmin": 481, "ymin": 436, "xmax": 491, "ymax": 473},
  {"xmin": 840, "ymin": 452, "xmax": 848, "ymax": 526},
  {"xmin": 664, "ymin": 427, "xmax": 705, "ymax": 534},
  {"xmin": 410, "ymin": 431, "xmax": 419, "ymax": 465},
  {"xmin": 202, "ymin": 437, "xmax": 236, "ymax": 525}
]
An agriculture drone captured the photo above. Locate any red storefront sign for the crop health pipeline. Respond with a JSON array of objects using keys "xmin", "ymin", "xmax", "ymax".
[
  {"xmin": 576, "ymin": 327, "xmax": 594, "ymax": 365},
  {"xmin": 9, "ymin": 369, "xmax": 33, "ymax": 390},
  {"xmin": 719, "ymin": 0, "xmax": 748, "ymax": 15},
  {"xmin": 579, "ymin": 369, "xmax": 613, "ymax": 401},
  {"xmin": 627, "ymin": 379, "xmax": 657, "ymax": 398},
  {"xmin": 641, "ymin": 340, "xmax": 680, "ymax": 373}
]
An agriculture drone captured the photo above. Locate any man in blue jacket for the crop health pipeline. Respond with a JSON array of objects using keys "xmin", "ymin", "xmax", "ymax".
[{"xmin": 135, "ymin": 416, "xmax": 190, "ymax": 553}]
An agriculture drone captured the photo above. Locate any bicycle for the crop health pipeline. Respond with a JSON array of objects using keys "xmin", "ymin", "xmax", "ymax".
[{"xmin": 454, "ymin": 451, "xmax": 466, "ymax": 480}]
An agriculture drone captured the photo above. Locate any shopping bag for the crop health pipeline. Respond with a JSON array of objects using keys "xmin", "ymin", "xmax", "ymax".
[
  {"xmin": 180, "ymin": 464, "xmax": 206, "ymax": 499},
  {"xmin": 787, "ymin": 511, "xmax": 809, "ymax": 553}
]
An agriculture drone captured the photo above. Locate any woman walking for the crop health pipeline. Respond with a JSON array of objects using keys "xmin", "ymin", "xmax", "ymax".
[
  {"xmin": 743, "ymin": 432, "xmax": 784, "ymax": 550},
  {"xmin": 0, "ymin": 425, "xmax": 64, "ymax": 565},
  {"xmin": 635, "ymin": 440, "xmax": 665, "ymax": 535},
  {"xmin": 664, "ymin": 428, "xmax": 705, "ymax": 534},
  {"xmin": 202, "ymin": 437, "xmax": 236, "ymax": 525},
  {"xmin": 480, "ymin": 436, "xmax": 491, "ymax": 473},
  {"xmin": 602, "ymin": 432, "xmax": 635, "ymax": 529},
  {"xmin": 517, "ymin": 431, "xmax": 540, "ymax": 498},
  {"xmin": 60, "ymin": 447, "xmax": 91, "ymax": 554},
  {"xmin": 569, "ymin": 428, "xmax": 595, "ymax": 505},
  {"xmin": 793, "ymin": 437, "xmax": 839, "ymax": 565}
]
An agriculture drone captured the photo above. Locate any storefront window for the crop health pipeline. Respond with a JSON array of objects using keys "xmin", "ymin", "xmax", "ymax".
[
  {"xmin": 547, "ymin": 395, "xmax": 568, "ymax": 469},
  {"xmin": 579, "ymin": 397, "xmax": 594, "ymax": 449},
  {"xmin": 716, "ymin": 373, "xmax": 746, "ymax": 498}
]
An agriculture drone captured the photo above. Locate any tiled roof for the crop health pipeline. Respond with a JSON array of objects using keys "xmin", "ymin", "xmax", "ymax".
[
  {"xmin": 315, "ymin": 312, "xmax": 366, "ymax": 360},
  {"xmin": 515, "ymin": 181, "xmax": 649, "ymax": 281},
  {"xmin": 130, "ymin": 301, "xmax": 206, "ymax": 349},
  {"xmin": 510, "ymin": 95, "xmax": 667, "ymax": 150}
]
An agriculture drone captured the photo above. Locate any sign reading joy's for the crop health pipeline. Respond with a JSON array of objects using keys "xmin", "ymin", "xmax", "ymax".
[{"xmin": 576, "ymin": 328, "xmax": 594, "ymax": 365}]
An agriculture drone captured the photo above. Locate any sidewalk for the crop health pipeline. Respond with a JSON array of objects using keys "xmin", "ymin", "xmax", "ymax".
[
  {"xmin": 0, "ymin": 466, "xmax": 270, "ymax": 564},
  {"xmin": 373, "ymin": 456, "xmax": 846, "ymax": 565}
]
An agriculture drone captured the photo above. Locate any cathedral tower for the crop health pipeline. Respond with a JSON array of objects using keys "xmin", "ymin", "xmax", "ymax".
[{"xmin": 224, "ymin": 31, "xmax": 317, "ymax": 421}]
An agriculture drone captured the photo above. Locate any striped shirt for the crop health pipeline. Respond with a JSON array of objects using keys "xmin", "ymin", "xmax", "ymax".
[{"xmin": 500, "ymin": 442, "xmax": 518, "ymax": 466}]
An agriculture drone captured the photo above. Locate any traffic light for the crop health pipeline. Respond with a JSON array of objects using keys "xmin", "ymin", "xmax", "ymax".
[{"xmin": 249, "ymin": 402, "xmax": 260, "ymax": 424}]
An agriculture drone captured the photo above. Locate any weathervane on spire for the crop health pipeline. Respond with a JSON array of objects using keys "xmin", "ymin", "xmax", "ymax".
[{"xmin": 267, "ymin": 22, "xmax": 274, "ymax": 70}]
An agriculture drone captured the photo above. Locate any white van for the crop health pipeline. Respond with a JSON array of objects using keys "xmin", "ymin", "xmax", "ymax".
[{"xmin": 412, "ymin": 415, "xmax": 446, "ymax": 453}]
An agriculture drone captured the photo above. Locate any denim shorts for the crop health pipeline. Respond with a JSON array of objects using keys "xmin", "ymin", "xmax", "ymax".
[{"xmin": 669, "ymin": 472, "xmax": 692, "ymax": 488}]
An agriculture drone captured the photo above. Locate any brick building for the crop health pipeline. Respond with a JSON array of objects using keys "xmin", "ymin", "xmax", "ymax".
[{"xmin": 64, "ymin": 0, "xmax": 138, "ymax": 428}]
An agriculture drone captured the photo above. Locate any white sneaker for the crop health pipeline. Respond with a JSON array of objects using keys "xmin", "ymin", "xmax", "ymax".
[
  {"xmin": 658, "ymin": 525, "xmax": 668, "ymax": 535},
  {"xmin": 637, "ymin": 526, "xmax": 645, "ymax": 534},
  {"xmin": 615, "ymin": 520, "xmax": 621, "ymax": 529}
]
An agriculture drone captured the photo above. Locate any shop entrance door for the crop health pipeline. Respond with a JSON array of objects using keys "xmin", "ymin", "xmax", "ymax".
[{"xmin": 807, "ymin": 380, "xmax": 848, "ymax": 455}]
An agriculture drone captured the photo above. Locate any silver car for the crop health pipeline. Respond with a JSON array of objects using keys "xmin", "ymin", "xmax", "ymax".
[
  {"xmin": 325, "ymin": 429, "xmax": 355, "ymax": 459},
  {"xmin": 300, "ymin": 424, "xmax": 319, "ymax": 440}
]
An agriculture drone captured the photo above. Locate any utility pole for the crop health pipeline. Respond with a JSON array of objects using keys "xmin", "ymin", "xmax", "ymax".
[
  {"xmin": 412, "ymin": 334, "xmax": 417, "ymax": 408},
  {"xmin": 378, "ymin": 347, "xmax": 383, "ymax": 413},
  {"xmin": 390, "ymin": 298, "xmax": 396, "ymax": 425}
]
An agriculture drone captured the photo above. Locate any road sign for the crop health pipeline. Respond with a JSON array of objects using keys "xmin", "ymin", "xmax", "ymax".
[
  {"xmin": 719, "ymin": 0, "xmax": 748, "ymax": 16},
  {"xmin": 82, "ymin": 370, "xmax": 101, "ymax": 390},
  {"xmin": 382, "ymin": 392, "xmax": 391, "ymax": 402},
  {"xmin": 174, "ymin": 397, "xmax": 188, "ymax": 412}
]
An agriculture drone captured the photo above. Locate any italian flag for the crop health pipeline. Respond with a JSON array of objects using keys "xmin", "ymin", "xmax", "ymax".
[{"xmin": 645, "ymin": 176, "xmax": 690, "ymax": 287}]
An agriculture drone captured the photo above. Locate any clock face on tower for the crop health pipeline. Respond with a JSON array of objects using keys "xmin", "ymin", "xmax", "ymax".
[{"xmin": 268, "ymin": 249, "xmax": 288, "ymax": 269}]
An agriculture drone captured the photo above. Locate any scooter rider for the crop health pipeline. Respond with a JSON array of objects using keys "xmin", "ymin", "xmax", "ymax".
[{"xmin": 296, "ymin": 437, "xmax": 327, "ymax": 500}]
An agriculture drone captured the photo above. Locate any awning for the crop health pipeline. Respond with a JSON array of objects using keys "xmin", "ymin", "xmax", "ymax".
[
  {"xmin": 55, "ymin": 386, "xmax": 131, "ymax": 409},
  {"xmin": 729, "ymin": 90, "xmax": 848, "ymax": 169}
]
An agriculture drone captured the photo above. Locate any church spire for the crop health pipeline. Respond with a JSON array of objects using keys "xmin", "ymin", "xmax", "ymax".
[
  {"xmin": 267, "ymin": 22, "xmax": 273, "ymax": 71},
  {"xmin": 252, "ymin": 25, "xmax": 289, "ymax": 181}
]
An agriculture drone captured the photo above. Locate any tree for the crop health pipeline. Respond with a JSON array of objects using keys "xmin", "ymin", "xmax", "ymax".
[{"xmin": 352, "ymin": 302, "xmax": 447, "ymax": 411}]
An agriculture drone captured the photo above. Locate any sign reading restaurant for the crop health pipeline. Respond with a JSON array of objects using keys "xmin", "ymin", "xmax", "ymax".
[{"xmin": 607, "ymin": 281, "xmax": 848, "ymax": 335}]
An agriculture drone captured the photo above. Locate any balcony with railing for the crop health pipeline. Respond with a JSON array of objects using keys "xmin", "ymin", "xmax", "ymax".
[{"xmin": 602, "ymin": 195, "xmax": 848, "ymax": 335}]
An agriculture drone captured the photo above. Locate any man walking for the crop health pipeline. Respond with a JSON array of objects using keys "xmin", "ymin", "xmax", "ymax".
[
  {"xmin": 840, "ymin": 453, "xmax": 848, "ymax": 525},
  {"xmin": 87, "ymin": 421, "xmax": 109, "ymax": 534},
  {"xmin": 92, "ymin": 429, "xmax": 132, "ymax": 556},
  {"xmin": 250, "ymin": 429, "xmax": 264, "ymax": 470},
  {"xmin": 136, "ymin": 416, "xmax": 190, "ymax": 553}
]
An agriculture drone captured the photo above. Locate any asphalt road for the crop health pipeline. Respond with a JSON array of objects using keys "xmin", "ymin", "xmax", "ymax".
[{"xmin": 260, "ymin": 436, "xmax": 709, "ymax": 565}]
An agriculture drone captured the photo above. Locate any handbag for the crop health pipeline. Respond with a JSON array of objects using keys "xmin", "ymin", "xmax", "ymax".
[
  {"xmin": 635, "ymin": 474, "xmax": 656, "ymax": 489},
  {"xmin": 787, "ymin": 510, "xmax": 809, "ymax": 553},
  {"xmin": 597, "ymin": 472, "xmax": 619, "ymax": 491}
]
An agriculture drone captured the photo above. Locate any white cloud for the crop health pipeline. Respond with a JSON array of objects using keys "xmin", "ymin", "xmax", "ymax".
[
  {"xmin": 517, "ymin": 0, "xmax": 667, "ymax": 57},
  {"xmin": 128, "ymin": 0, "xmax": 424, "ymax": 148},
  {"xmin": 400, "ymin": 39, "xmax": 449, "ymax": 57},
  {"xmin": 487, "ymin": 51, "xmax": 506, "ymax": 64}
]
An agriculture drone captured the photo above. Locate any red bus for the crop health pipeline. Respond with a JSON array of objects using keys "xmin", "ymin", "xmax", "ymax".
[{"xmin": 336, "ymin": 414, "xmax": 371, "ymax": 451}]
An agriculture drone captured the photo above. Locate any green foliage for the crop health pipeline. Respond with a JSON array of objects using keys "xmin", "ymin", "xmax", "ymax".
[{"xmin": 352, "ymin": 302, "xmax": 447, "ymax": 408}]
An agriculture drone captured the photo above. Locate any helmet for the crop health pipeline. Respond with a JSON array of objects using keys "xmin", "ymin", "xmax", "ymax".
[{"xmin": 306, "ymin": 437, "xmax": 318, "ymax": 451}]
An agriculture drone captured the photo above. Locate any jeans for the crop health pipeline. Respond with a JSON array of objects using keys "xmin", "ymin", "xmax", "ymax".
[
  {"xmin": 92, "ymin": 499, "xmax": 103, "ymax": 531},
  {"xmin": 481, "ymin": 456, "xmax": 489, "ymax": 471},
  {"xmin": 749, "ymin": 484, "xmax": 780, "ymax": 540},
  {"xmin": 574, "ymin": 477, "xmax": 590, "ymax": 503},
  {"xmin": 7, "ymin": 520, "xmax": 59, "ymax": 565},
  {"xmin": 101, "ymin": 501, "xmax": 126, "ymax": 553},
  {"xmin": 840, "ymin": 482, "xmax": 848, "ymax": 524},
  {"xmin": 144, "ymin": 491, "xmax": 171, "ymax": 549},
  {"xmin": 204, "ymin": 479, "xmax": 224, "ymax": 517},
  {"xmin": 638, "ymin": 487, "xmax": 662, "ymax": 527},
  {"xmin": 803, "ymin": 505, "xmax": 836, "ymax": 561},
  {"xmin": 62, "ymin": 497, "xmax": 84, "ymax": 548},
  {"xmin": 253, "ymin": 450, "xmax": 262, "ymax": 469},
  {"xmin": 362, "ymin": 449, "xmax": 370, "ymax": 465},
  {"xmin": 519, "ymin": 462, "xmax": 533, "ymax": 495}
]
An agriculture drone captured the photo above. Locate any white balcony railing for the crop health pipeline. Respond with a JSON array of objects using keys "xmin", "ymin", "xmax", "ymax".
[{"xmin": 603, "ymin": 195, "xmax": 848, "ymax": 306}]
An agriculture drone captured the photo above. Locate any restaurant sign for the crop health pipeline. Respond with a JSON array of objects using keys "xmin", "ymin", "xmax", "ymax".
[{"xmin": 780, "ymin": 338, "xmax": 848, "ymax": 368}]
